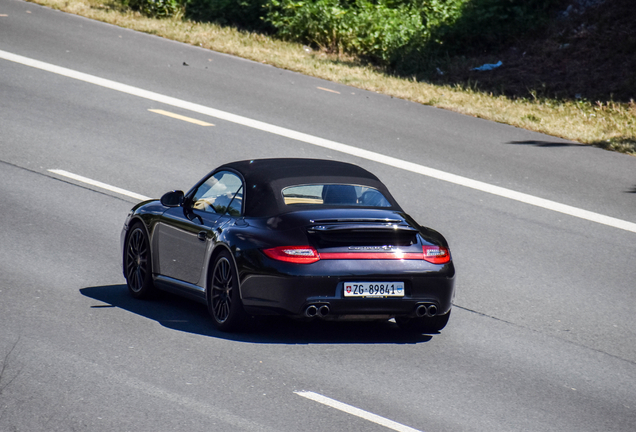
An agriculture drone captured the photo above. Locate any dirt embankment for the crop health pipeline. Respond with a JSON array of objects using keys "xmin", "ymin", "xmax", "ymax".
[{"xmin": 435, "ymin": 0, "xmax": 635, "ymax": 103}]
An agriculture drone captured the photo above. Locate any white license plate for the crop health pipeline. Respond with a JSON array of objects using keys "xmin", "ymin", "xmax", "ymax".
[{"xmin": 344, "ymin": 282, "xmax": 404, "ymax": 297}]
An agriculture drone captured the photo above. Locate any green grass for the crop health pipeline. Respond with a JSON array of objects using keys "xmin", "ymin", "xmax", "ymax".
[{"xmin": 24, "ymin": 0, "xmax": 636, "ymax": 155}]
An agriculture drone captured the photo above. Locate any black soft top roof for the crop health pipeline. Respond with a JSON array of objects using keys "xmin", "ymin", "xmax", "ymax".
[{"xmin": 216, "ymin": 158, "xmax": 400, "ymax": 217}]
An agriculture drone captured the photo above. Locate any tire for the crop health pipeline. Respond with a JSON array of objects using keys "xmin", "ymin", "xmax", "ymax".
[
  {"xmin": 124, "ymin": 224, "xmax": 155, "ymax": 299},
  {"xmin": 208, "ymin": 250, "xmax": 247, "ymax": 332},
  {"xmin": 396, "ymin": 310, "xmax": 451, "ymax": 334}
]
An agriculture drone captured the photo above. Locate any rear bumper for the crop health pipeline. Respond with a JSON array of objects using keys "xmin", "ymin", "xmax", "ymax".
[{"xmin": 239, "ymin": 259, "xmax": 455, "ymax": 318}]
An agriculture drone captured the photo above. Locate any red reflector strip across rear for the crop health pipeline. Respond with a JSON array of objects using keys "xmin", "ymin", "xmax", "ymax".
[
  {"xmin": 320, "ymin": 252, "xmax": 425, "ymax": 260},
  {"xmin": 262, "ymin": 246, "xmax": 450, "ymax": 264}
]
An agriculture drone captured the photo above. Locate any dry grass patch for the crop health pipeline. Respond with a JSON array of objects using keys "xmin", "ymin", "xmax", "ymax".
[{"xmin": 25, "ymin": 0, "xmax": 636, "ymax": 155}]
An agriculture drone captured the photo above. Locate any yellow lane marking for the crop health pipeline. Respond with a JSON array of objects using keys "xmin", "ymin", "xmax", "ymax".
[
  {"xmin": 317, "ymin": 87, "xmax": 340, "ymax": 94},
  {"xmin": 148, "ymin": 109, "xmax": 215, "ymax": 126}
]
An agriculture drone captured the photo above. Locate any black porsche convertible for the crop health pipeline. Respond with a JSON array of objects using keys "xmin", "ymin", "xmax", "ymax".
[{"xmin": 121, "ymin": 158, "xmax": 455, "ymax": 333}]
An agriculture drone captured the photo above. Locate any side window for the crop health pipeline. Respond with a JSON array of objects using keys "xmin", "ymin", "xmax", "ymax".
[{"xmin": 191, "ymin": 171, "xmax": 243, "ymax": 215}]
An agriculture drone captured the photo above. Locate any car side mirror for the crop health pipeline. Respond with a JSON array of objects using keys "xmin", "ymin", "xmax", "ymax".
[{"xmin": 160, "ymin": 190, "xmax": 184, "ymax": 207}]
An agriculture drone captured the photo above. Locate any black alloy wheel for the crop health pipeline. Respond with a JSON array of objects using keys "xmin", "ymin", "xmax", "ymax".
[
  {"xmin": 208, "ymin": 250, "xmax": 247, "ymax": 331},
  {"xmin": 125, "ymin": 224, "xmax": 155, "ymax": 299},
  {"xmin": 395, "ymin": 310, "xmax": 451, "ymax": 334}
]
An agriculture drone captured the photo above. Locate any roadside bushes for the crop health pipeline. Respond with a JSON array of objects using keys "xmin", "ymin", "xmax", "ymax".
[
  {"xmin": 126, "ymin": 0, "xmax": 183, "ymax": 18},
  {"xmin": 124, "ymin": 0, "xmax": 563, "ymax": 74},
  {"xmin": 184, "ymin": 0, "xmax": 271, "ymax": 31},
  {"xmin": 268, "ymin": 0, "xmax": 561, "ymax": 63},
  {"xmin": 126, "ymin": 0, "xmax": 271, "ymax": 31},
  {"xmin": 429, "ymin": 0, "xmax": 558, "ymax": 54},
  {"xmin": 264, "ymin": 0, "xmax": 430, "ymax": 64}
]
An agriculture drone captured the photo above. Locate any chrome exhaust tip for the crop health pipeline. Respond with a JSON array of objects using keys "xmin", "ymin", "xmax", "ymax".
[
  {"xmin": 318, "ymin": 305, "xmax": 330, "ymax": 317},
  {"xmin": 416, "ymin": 305, "xmax": 428, "ymax": 317},
  {"xmin": 305, "ymin": 305, "xmax": 318, "ymax": 318},
  {"xmin": 427, "ymin": 305, "xmax": 438, "ymax": 317}
]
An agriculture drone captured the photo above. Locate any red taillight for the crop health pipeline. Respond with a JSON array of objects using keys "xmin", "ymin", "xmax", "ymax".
[
  {"xmin": 422, "ymin": 245, "xmax": 450, "ymax": 264},
  {"xmin": 262, "ymin": 246, "xmax": 320, "ymax": 264}
]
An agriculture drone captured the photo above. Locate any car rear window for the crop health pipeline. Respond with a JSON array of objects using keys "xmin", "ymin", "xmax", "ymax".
[{"xmin": 282, "ymin": 184, "xmax": 391, "ymax": 207}]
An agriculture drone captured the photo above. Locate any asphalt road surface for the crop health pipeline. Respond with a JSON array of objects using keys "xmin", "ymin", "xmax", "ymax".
[{"xmin": 1, "ymin": 1, "xmax": 635, "ymax": 431}]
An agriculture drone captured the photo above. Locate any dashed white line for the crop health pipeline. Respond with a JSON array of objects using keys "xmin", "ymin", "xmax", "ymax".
[
  {"xmin": 3, "ymin": 49, "xmax": 634, "ymax": 234},
  {"xmin": 48, "ymin": 169, "xmax": 150, "ymax": 201},
  {"xmin": 295, "ymin": 391, "xmax": 423, "ymax": 432}
]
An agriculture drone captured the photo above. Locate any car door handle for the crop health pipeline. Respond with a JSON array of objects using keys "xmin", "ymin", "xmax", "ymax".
[{"xmin": 198, "ymin": 231, "xmax": 207, "ymax": 241}]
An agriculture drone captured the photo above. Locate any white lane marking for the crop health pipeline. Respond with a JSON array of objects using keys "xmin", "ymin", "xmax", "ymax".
[
  {"xmin": 148, "ymin": 109, "xmax": 215, "ymax": 126},
  {"xmin": 3, "ymin": 49, "xmax": 635, "ymax": 234},
  {"xmin": 49, "ymin": 169, "xmax": 150, "ymax": 201},
  {"xmin": 295, "ymin": 391, "xmax": 423, "ymax": 432}
]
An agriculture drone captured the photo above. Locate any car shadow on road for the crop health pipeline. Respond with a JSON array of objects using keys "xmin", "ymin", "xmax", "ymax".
[
  {"xmin": 507, "ymin": 140, "xmax": 584, "ymax": 148},
  {"xmin": 80, "ymin": 285, "xmax": 433, "ymax": 345}
]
